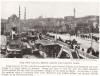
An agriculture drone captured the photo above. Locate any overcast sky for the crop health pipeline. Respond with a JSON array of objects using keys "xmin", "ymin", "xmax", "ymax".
[{"xmin": 1, "ymin": 1, "xmax": 99, "ymax": 19}]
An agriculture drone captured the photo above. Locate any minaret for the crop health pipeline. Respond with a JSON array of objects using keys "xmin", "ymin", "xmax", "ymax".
[
  {"xmin": 74, "ymin": 8, "xmax": 76, "ymax": 18},
  {"xmin": 74, "ymin": 8, "xmax": 77, "ymax": 36},
  {"xmin": 19, "ymin": 6, "xmax": 21, "ymax": 19},
  {"xmin": 19, "ymin": 5, "xmax": 21, "ymax": 33},
  {"xmin": 24, "ymin": 7, "xmax": 26, "ymax": 20}
]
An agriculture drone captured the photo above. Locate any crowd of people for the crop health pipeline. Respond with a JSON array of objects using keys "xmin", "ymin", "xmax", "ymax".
[
  {"xmin": 80, "ymin": 34, "xmax": 99, "ymax": 42},
  {"xmin": 49, "ymin": 34, "xmax": 99, "ymax": 58}
]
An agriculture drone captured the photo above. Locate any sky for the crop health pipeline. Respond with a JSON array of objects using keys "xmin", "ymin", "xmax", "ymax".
[{"xmin": 1, "ymin": 1, "xmax": 99, "ymax": 19}]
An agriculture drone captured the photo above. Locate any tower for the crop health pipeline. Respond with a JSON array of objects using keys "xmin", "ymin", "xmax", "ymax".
[
  {"xmin": 19, "ymin": 6, "xmax": 21, "ymax": 19},
  {"xmin": 18, "ymin": 5, "xmax": 21, "ymax": 33},
  {"xmin": 24, "ymin": 7, "xmax": 26, "ymax": 20},
  {"xmin": 74, "ymin": 8, "xmax": 76, "ymax": 18}
]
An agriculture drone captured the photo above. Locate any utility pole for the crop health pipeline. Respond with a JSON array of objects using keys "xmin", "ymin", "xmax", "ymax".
[{"xmin": 90, "ymin": 24, "xmax": 93, "ymax": 48}]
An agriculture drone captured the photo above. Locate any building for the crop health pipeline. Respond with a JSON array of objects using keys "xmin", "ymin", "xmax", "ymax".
[
  {"xmin": 6, "ymin": 14, "xmax": 20, "ymax": 33},
  {"xmin": 75, "ymin": 15, "xmax": 99, "ymax": 33}
]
